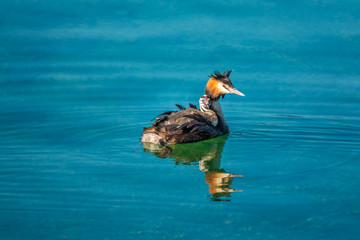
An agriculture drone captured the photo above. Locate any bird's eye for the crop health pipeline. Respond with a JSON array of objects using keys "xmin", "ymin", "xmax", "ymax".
[{"xmin": 223, "ymin": 85, "xmax": 228, "ymax": 90}]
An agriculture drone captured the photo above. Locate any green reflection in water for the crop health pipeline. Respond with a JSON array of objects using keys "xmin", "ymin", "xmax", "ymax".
[{"xmin": 143, "ymin": 135, "xmax": 243, "ymax": 201}]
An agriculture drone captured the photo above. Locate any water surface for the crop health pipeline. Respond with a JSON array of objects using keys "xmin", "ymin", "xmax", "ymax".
[{"xmin": 1, "ymin": 0, "xmax": 360, "ymax": 239}]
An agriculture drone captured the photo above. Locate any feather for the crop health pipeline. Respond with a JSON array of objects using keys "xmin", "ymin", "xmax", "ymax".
[
  {"xmin": 182, "ymin": 113, "xmax": 213, "ymax": 126},
  {"xmin": 209, "ymin": 70, "xmax": 232, "ymax": 79},
  {"xmin": 189, "ymin": 103, "xmax": 197, "ymax": 109},
  {"xmin": 175, "ymin": 104, "xmax": 186, "ymax": 110}
]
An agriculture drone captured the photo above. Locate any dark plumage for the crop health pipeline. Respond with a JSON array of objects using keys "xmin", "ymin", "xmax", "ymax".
[
  {"xmin": 175, "ymin": 104, "xmax": 186, "ymax": 110},
  {"xmin": 189, "ymin": 103, "xmax": 197, "ymax": 109},
  {"xmin": 210, "ymin": 70, "xmax": 232, "ymax": 80},
  {"xmin": 142, "ymin": 104, "xmax": 221, "ymax": 145},
  {"xmin": 141, "ymin": 71, "xmax": 245, "ymax": 150}
]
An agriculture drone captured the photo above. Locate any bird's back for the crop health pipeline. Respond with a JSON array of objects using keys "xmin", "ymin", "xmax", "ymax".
[{"xmin": 141, "ymin": 105, "xmax": 222, "ymax": 145}]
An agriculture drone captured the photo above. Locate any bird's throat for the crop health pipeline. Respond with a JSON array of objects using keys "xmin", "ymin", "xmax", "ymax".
[{"xmin": 209, "ymin": 99, "xmax": 230, "ymax": 134}]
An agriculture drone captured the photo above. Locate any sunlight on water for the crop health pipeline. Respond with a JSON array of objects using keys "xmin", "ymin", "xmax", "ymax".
[{"xmin": 1, "ymin": 0, "xmax": 360, "ymax": 239}]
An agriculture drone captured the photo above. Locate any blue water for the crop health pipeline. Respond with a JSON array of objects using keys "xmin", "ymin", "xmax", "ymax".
[{"xmin": 1, "ymin": 0, "xmax": 360, "ymax": 239}]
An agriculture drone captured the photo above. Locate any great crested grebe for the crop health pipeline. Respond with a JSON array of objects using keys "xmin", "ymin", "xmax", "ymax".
[{"xmin": 141, "ymin": 70, "xmax": 245, "ymax": 146}]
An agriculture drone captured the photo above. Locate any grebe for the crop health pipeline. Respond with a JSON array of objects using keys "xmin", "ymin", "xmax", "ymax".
[{"xmin": 141, "ymin": 70, "xmax": 245, "ymax": 146}]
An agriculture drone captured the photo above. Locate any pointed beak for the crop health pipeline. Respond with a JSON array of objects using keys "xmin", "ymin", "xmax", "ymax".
[{"xmin": 229, "ymin": 87, "xmax": 245, "ymax": 96}]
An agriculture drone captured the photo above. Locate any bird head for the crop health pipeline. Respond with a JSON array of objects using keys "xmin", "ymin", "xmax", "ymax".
[
  {"xmin": 199, "ymin": 95, "xmax": 211, "ymax": 112},
  {"xmin": 204, "ymin": 70, "xmax": 245, "ymax": 100}
]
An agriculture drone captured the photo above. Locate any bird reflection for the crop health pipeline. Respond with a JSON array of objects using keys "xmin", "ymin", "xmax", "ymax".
[{"xmin": 142, "ymin": 135, "xmax": 243, "ymax": 201}]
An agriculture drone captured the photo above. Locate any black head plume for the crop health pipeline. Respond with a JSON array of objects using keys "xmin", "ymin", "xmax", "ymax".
[
  {"xmin": 209, "ymin": 70, "xmax": 234, "ymax": 88},
  {"xmin": 209, "ymin": 70, "xmax": 232, "ymax": 80}
]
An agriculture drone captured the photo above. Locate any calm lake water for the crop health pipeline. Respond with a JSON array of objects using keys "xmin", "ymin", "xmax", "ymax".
[{"xmin": 1, "ymin": 0, "xmax": 360, "ymax": 239}]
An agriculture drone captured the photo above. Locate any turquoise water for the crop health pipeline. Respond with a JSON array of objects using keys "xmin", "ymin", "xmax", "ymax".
[{"xmin": 1, "ymin": 0, "xmax": 360, "ymax": 239}]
